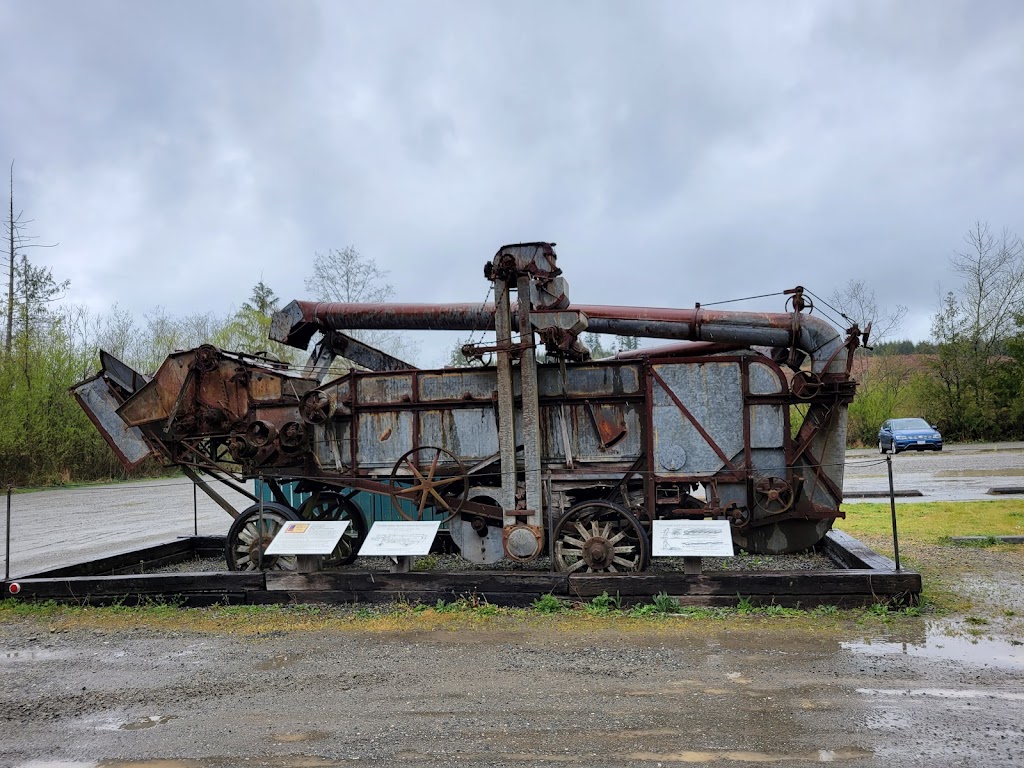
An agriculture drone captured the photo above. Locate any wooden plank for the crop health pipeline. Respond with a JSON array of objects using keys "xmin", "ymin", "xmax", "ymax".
[
  {"xmin": 266, "ymin": 568, "xmax": 921, "ymax": 600},
  {"xmin": 266, "ymin": 570, "xmax": 569, "ymax": 594},
  {"xmin": 23, "ymin": 536, "xmax": 227, "ymax": 579},
  {"xmin": 11, "ymin": 572, "xmax": 264, "ymax": 599},
  {"xmin": 26, "ymin": 539, "xmax": 196, "ymax": 578},
  {"xmin": 824, "ymin": 530, "xmax": 900, "ymax": 571},
  {"xmin": 250, "ymin": 590, "xmax": 543, "ymax": 608},
  {"xmin": 567, "ymin": 571, "xmax": 920, "ymax": 598}
]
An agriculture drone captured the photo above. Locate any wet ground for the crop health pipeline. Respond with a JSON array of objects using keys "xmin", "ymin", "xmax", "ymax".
[
  {"xmin": 0, "ymin": 615, "xmax": 1021, "ymax": 767},
  {"xmin": 2, "ymin": 447, "xmax": 1023, "ymax": 765}
]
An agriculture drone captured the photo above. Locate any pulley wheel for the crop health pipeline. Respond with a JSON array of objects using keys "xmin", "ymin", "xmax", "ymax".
[
  {"xmin": 388, "ymin": 446, "xmax": 468, "ymax": 523},
  {"xmin": 225, "ymin": 502, "xmax": 299, "ymax": 571},
  {"xmin": 298, "ymin": 491, "xmax": 367, "ymax": 567}
]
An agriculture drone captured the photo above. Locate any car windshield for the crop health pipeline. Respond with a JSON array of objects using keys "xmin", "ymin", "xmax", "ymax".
[{"xmin": 892, "ymin": 418, "xmax": 931, "ymax": 430}]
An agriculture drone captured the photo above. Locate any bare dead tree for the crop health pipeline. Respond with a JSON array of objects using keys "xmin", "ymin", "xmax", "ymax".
[{"xmin": 4, "ymin": 161, "xmax": 59, "ymax": 357}]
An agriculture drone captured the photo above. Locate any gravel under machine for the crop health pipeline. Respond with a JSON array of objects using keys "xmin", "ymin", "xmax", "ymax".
[{"xmin": 74, "ymin": 242, "xmax": 865, "ymax": 574}]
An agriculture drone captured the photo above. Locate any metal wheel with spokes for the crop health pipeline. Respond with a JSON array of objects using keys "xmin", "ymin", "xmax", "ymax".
[
  {"xmin": 225, "ymin": 502, "xmax": 299, "ymax": 572},
  {"xmin": 553, "ymin": 500, "xmax": 650, "ymax": 574},
  {"xmin": 298, "ymin": 491, "xmax": 367, "ymax": 567},
  {"xmin": 388, "ymin": 446, "xmax": 468, "ymax": 523}
]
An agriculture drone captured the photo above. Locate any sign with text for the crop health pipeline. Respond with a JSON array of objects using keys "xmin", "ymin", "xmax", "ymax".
[
  {"xmin": 652, "ymin": 520, "xmax": 735, "ymax": 558},
  {"xmin": 358, "ymin": 521, "xmax": 441, "ymax": 557},
  {"xmin": 265, "ymin": 520, "xmax": 350, "ymax": 556}
]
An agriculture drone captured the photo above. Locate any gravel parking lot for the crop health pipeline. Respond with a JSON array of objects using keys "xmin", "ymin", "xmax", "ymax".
[{"xmin": 1, "ymin": 611, "xmax": 1022, "ymax": 767}]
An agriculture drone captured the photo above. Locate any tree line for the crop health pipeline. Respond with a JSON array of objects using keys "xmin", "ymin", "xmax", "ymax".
[
  {"xmin": 842, "ymin": 223, "xmax": 1024, "ymax": 446},
  {"xmin": 2, "ymin": 176, "xmax": 1021, "ymax": 486},
  {"xmin": 1, "ymin": 182, "xmax": 401, "ymax": 486}
]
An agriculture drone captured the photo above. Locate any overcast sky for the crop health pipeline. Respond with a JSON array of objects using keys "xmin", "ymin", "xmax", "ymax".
[{"xmin": 2, "ymin": 1, "xmax": 1022, "ymax": 365}]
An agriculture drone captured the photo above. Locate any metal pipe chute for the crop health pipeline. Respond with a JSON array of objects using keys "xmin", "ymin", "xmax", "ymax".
[{"xmin": 271, "ymin": 300, "xmax": 849, "ymax": 374}]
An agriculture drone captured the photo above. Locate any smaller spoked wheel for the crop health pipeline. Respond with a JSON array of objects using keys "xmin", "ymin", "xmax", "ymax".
[
  {"xmin": 226, "ymin": 502, "xmax": 299, "ymax": 572},
  {"xmin": 752, "ymin": 476, "xmax": 795, "ymax": 514},
  {"xmin": 298, "ymin": 491, "xmax": 368, "ymax": 567},
  {"xmin": 553, "ymin": 500, "xmax": 650, "ymax": 574},
  {"xmin": 878, "ymin": 440, "xmax": 887, "ymax": 455},
  {"xmin": 388, "ymin": 446, "xmax": 468, "ymax": 523},
  {"xmin": 791, "ymin": 371, "xmax": 823, "ymax": 400}
]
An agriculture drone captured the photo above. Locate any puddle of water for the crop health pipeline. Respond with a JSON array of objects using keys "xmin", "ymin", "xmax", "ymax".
[
  {"xmin": 843, "ymin": 623, "xmax": 1024, "ymax": 669},
  {"xmin": 256, "ymin": 654, "xmax": 302, "ymax": 671},
  {"xmin": 119, "ymin": 715, "xmax": 178, "ymax": 731},
  {"xmin": 857, "ymin": 688, "xmax": 1024, "ymax": 701}
]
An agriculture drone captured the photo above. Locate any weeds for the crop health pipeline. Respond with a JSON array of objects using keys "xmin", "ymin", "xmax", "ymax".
[
  {"xmin": 736, "ymin": 594, "xmax": 755, "ymax": 614},
  {"xmin": 585, "ymin": 591, "xmax": 622, "ymax": 615},
  {"xmin": 940, "ymin": 535, "xmax": 1003, "ymax": 548},
  {"xmin": 531, "ymin": 594, "xmax": 564, "ymax": 614}
]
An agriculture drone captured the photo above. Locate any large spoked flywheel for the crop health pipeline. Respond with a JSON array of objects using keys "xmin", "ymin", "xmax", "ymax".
[
  {"xmin": 298, "ymin": 491, "xmax": 367, "ymax": 567},
  {"xmin": 553, "ymin": 500, "xmax": 650, "ymax": 574},
  {"xmin": 225, "ymin": 502, "xmax": 299, "ymax": 572}
]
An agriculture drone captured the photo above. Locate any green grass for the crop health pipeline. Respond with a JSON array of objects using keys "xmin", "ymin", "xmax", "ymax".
[{"xmin": 838, "ymin": 499, "xmax": 1024, "ymax": 543}]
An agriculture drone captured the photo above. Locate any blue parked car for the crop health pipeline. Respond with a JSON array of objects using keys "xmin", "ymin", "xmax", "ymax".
[{"xmin": 878, "ymin": 418, "xmax": 943, "ymax": 454}]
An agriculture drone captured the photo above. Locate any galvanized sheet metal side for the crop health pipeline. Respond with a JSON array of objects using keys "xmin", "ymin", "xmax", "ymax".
[
  {"xmin": 418, "ymin": 370, "xmax": 497, "ymax": 402},
  {"xmin": 355, "ymin": 374, "xmax": 415, "ymax": 405},
  {"xmin": 355, "ymin": 411, "xmax": 415, "ymax": 471},
  {"xmin": 537, "ymin": 363, "xmax": 641, "ymax": 397},
  {"xmin": 651, "ymin": 362, "xmax": 744, "ymax": 477},
  {"xmin": 747, "ymin": 361, "xmax": 784, "ymax": 395},
  {"xmin": 540, "ymin": 403, "xmax": 643, "ymax": 463},
  {"xmin": 749, "ymin": 404, "xmax": 785, "ymax": 449},
  {"xmin": 418, "ymin": 407, "xmax": 499, "ymax": 462}
]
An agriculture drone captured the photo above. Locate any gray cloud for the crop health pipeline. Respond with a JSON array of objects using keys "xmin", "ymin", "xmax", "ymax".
[{"xmin": 2, "ymin": 0, "xmax": 1022, "ymax": 362}]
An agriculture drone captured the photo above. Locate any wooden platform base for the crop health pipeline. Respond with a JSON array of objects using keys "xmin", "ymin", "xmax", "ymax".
[{"xmin": 3, "ymin": 530, "xmax": 921, "ymax": 609}]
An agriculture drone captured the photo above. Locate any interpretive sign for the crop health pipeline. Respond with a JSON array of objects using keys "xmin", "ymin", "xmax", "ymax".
[
  {"xmin": 264, "ymin": 520, "xmax": 350, "ymax": 556},
  {"xmin": 652, "ymin": 520, "xmax": 734, "ymax": 557},
  {"xmin": 358, "ymin": 521, "xmax": 441, "ymax": 557}
]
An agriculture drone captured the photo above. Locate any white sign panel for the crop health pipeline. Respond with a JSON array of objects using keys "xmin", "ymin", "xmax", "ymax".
[
  {"xmin": 264, "ymin": 520, "xmax": 350, "ymax": 556},
  {"xmin": 358, "ymin": 521, "xmax": 441, "ymax": 557},
  {"xmin": 652, "ymin": 520, "xmax": 735, "ymax": 557}
]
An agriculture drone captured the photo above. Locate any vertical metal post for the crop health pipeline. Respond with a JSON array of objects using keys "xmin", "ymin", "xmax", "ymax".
[
  {"xmin": 516, "ymin": 273, "xmax": 543, "ymax": 531},
  {"xmin": 258, "ymin": 476, "xmax": 265, "ymax": 571},
  {"xmin": 886, "ymin": 455, "xmax": 901, "ymax": 571},
  {"xmin": 493, "ymin": 278, "xmax": 518, "ymax": 519},
  {"xmin": 5, "ymin": 485, "xmax": 11, "ymax": 581},
  {"xmin": 193, "ymin": 481, "xmax": 198, "ymax": 537}
]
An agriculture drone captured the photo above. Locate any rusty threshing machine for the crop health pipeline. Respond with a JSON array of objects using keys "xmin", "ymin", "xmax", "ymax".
[{"xmin": 74, "ymin": 242, "xmax": 865, "ymax": 574}]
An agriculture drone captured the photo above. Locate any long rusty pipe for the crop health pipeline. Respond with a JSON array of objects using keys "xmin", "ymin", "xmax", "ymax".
[{"xmin": 271, "ymin": 300, "xmax": 847, "ymax": 374}]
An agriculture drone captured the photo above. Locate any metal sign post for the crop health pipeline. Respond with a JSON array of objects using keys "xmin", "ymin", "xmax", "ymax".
[
  {"xmin": 5, "ymin": 486, "xmax": 11, "ymax": 581},
  {"xmin": 886, "ymin": 455, "xmax": 901, "ymax": 571}
]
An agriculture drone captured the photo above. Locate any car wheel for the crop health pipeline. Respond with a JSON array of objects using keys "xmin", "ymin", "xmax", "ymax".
[{"xmin": 878, "ymin": 440, "xmax": 886, "ymax": 454}]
